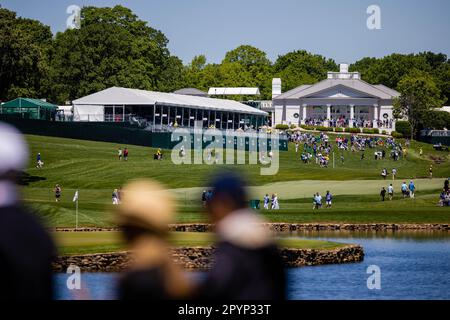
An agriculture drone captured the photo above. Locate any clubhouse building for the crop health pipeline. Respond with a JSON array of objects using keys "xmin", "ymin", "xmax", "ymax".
[{"xmin": 272, "ymin": 64, "xmax": 400, "ymax": 132}]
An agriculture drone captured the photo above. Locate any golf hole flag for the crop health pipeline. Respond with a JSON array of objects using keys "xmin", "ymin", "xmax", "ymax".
[{"xmin": 73, "ymin": 190, "xmax": 79, "ymax": 202}]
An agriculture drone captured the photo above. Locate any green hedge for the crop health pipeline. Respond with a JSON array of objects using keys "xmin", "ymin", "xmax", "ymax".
[
  {"xmin": 275, "ymin": 124, "xmax": 289, "ymax": 130},
  {"xmin": 316, "ymin": 126, "xmax": 334, "ymax": 132},
  {"xmin": 345, "ymin": 127, "xmax": 361, "ymax": 133},
  {"xmin": 381, "ymin": 130, "xmax": 387, "ymax": 135},
  {"xmin": 362, "ymin": 128, "xmax": 380, "ymax": 134},
  {"xmin": 300, "ymin": 124, "xmax": 315, "ymax": 130},
  {"xmin": 290, "ymin": 124, "xmax": 297, "ymax": 129},
  {"xmin": 395, "ymin": 121, "xmax": 412, "ymax": 137},
  {"xmin": 391, "ymin": 131, "xmax": 403, "ymax": 138},
  {"xmin": 334, "ymin": 127, "xmax": 344, "ymax": 132}
]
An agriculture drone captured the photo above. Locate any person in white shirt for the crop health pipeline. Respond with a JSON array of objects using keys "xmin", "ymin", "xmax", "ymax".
[{"xmin": 388, "ymin": 184, "xmax": 394, "ymax": 200}]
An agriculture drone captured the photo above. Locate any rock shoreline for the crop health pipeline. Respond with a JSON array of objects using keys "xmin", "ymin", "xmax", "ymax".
[
  {"xmin": 53, "ymin": 245, "xmax": 364, "ymax": 273},
  {"xmin": 50, "ymin": 223, "xmax": 449, "ymax": 233}
]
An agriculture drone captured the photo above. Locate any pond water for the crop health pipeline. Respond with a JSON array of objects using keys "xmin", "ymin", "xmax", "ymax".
[{"xmin": 54, "ymin": 231, "xmax": 450, "ymax": 300}]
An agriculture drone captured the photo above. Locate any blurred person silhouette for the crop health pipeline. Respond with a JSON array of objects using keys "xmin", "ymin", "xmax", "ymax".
[
  {"xmin": 116, "ymin": 180, "xmax": 191, "ymax": 300},
  {"xmin": 198, "ymin": 171, "xmax": 286, "ymax": 300},
  {"xmin": 0, "ymin": 122, "xmax": 55, "ymax": 300}
]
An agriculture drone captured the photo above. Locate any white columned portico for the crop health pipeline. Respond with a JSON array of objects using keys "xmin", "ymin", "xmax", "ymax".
[
  {"xmin": 302, "ymin": 104, "xmax": 307, "ymax": 124},
  {"xmin": 373, "ymin": 104, "xmax": 379, "ymax": 128},
  {"xmin": 326, "ymin": 104, "xmax": 331, "ymax": 127},
  {"xmin": 349, "ymin": 105, "xmax": 355, "ymax": 128}
]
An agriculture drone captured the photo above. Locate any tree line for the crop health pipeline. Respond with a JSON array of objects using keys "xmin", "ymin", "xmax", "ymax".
[{"xmin": 1, "ymin": 5, "xmax": 449, "ymax": 132}]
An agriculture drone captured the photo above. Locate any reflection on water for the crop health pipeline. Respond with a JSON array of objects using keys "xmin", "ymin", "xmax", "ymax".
[{"xmin": 54, "ymin": 231, "xmax": 450, "ymax": 300}]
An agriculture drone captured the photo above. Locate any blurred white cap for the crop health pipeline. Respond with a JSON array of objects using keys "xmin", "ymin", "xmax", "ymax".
[{"xmin": 0, "ymin": 122, "xmax": 29, "ymax": 176}]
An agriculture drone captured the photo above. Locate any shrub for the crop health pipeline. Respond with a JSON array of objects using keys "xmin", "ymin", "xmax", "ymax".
[
  {"xmin": 391, "ymin": 131, "xmax": 403, "ymax": 138},
  {"xmin": 395, "ymin": 121, "xmax": 412, "ymax": 137},
  {"xmin": 345, "ymin": 127, "xmax": 361, "ymax": 133},
  {"xmin": 290, "ymin": 124, "xmax": 297, "ymax": 129},
  {"xmin": 382, "ymin": 130, "xmax": 387, "ymax": 135},
  {"xmin": 334, "ymin": 127, "xmax": 344, "ymax": 132},
  {"xmin": 316, "ymin": 126, "xmax": 333, "ymax": 132},
  {"xmin": 362, "ymin": 128, "xmax": 380, "ymax": 134},
  {"xmin": 275, "ymin": 124, "xmax": 289, "ymax": 130},
  {"xmin": 300, "ymin": 124, "xmax": 315, "ymax": 130}
]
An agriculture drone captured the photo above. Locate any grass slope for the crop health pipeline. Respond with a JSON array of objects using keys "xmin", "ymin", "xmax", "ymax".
[{"xmin": 21, "ymin": 134, "xmax": 450, "ymax": 227}]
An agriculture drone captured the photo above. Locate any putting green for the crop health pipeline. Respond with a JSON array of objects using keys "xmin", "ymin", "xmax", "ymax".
[{"xmin": 52, "ymin": 231, "xmax": 346, "ymax": 255}]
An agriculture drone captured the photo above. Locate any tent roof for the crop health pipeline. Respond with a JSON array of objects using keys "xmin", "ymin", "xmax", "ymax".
[
  {"xmin": 273, "ymin": 79, "xmax": 399, "ymax": 100},
  {"xmin": 73, "ymin": 87, "xmax": 267, "ymax": 116},
  {"xmin": 208, "ymin": 87, "xmax": 260, "ymax": 95},
  {"xmin": 173, "ymin": 88, "xmax": 207, "ymax": 96},
  {"xmin": 2, "ymin": 98, "xmax": 58, "ymax": 109}
]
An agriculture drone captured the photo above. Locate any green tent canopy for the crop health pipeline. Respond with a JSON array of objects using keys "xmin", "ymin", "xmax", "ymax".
[{"xmin": 0, "ymin": 98, "xmax": 58, "ymax": 120}]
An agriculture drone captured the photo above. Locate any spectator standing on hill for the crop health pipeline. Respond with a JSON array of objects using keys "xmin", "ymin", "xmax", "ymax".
[
  {"xmin": 380, "ymin": 187, "xmax": 386, "ymax": 201},
  {"xmin": 388, "ymin": 184, "xmax": 394, "ymax": 200},
  {"xmin": 54, "ymin": 184, "xmax": 62, "ymax": 202},
  {"xmin": 409, "ymin": 180, "xmax": 416, "ymax": 198},
  {"xmin": 123, "ymin": 147, "xmax": 129, "ymax": 161},
  {"xmin": 392, "ymin": 168, "xmax": 397, "ymax": 181},
  {"xmin": 295, "ymin": 142, "xmax": 299, "ymax": 153},
  {"xmin": 118, "ymin": 148, "xmax": 122, "ymax": 160},
  {"xmin": 419, "ymin": 147, "xmax": 423, "ymax": 157},
  {"xmin": 429, "ymin": 165, "xmax": 433, "ymax": 179},
  {"xmin": 444, "ymin": 179, "xmax": 449, "ymax": 192}
]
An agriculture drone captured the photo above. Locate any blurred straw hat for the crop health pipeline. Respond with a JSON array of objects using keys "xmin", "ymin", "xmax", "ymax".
[{"xmin": 116, "ymin": 180, "xmax": 175, "ymax": 232}]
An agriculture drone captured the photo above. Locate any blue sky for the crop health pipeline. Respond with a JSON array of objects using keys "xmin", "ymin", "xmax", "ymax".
[{"xmin": 1, "ymin": 0, "xmax": 449, "ymax": 64}]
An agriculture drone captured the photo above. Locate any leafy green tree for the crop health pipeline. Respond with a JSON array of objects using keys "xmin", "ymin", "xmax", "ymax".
[
  {"xmin": 393, "ymin": 70, "xmax": 446, "ymax": 139},
  {"xmin": 273, "ymin": 50, "xmax": 337, "ymax": 92},
  {"xmin": 0, "ymin": 8, "xmax": 52, "ymax": 101},
  {"xmin": 48, "ymin": 5, "xmax": 179, "ymax": 104}
]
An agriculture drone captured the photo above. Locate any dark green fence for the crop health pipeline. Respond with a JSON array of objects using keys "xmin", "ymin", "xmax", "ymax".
[{"xmin": 0, "ymin": 115, "xmax": 288, "ymax": 151}]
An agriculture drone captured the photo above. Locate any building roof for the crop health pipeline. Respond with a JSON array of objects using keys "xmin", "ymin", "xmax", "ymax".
[
  {"xmin": 2, "ymin": 98, "xmax": 58, "ymax": 109},
  {"xmin": 208, "ymin": 87, "xmax": 260, "ymax": 95},
  {"xmin": 273, "ymin": 79, "xmax": 399, "ymax": 101},
  {"xmin": 72, "ymin": 87, "xmax": 267, "ymax": 116},
  {"xmin": 172, "ymin": 88, "xmax": 207, "ymax": 96}
]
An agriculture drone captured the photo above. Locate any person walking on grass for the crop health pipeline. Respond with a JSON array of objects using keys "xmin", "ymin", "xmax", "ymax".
[
  {"xmin": 380, "ymin": 187, "xmax": 386, "ymax": 201},
  {"xmin": 381, "ymin": 168, "xmax": 387, "ymax": 180},
  {"xmin": 409, "ymin": 180, "xmax": 416, "ymax": 198},
  {"xmin": 401, "ymin": 181, "xmax": 408, "ymax": 198},
  {"xmin": 54, "ymin": 184, "xmax": 62, "ymax": 202},
  {"xmin": 325, "ymin": 191, "xmax": 332, "ymax": 208},
  {"xmin": 388, "ymin": 183, "xmax": 394, "ymax": 200},
  {"xmin": 419, "ymin": 147, "xmax": 423, "ymax": 157},
  {"xmin": 112, "ymin": 189, "xmax": 119, "ymax": 205},
  {"xmin": 118, "ymin": 148, "xmax": 122, "ymax": 160},
  {"xmin": 392, "ymin": 168, "xmax": 397, "ymax": 181},
  {"xmin": 429, "ymin": 165, "xmax": 433, "ymax": 179},
  {"xmin": 36, "ymin": 152, "xmax": 44, "ymax": 168},
  {"xmin": 263, "ymin": 194, "xmax": 270, "ymax": 210},
  {"xmin": 123, "ymin": 147, "xmax": 129, "ymax": 161}
]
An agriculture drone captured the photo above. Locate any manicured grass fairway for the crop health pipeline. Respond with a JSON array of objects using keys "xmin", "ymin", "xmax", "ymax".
[
  {"xmin": 21, "ymin": 134, "xmax": 450, "ymax": 228},
  {"xmin": 53, "ymin": 231, "xmax": 345, "ymax": 255}
]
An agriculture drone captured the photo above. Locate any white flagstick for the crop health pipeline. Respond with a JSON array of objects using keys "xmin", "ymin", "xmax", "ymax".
[{"xmin": 73, "ymin": 190, "xmax": 79, "ymax": 229}]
